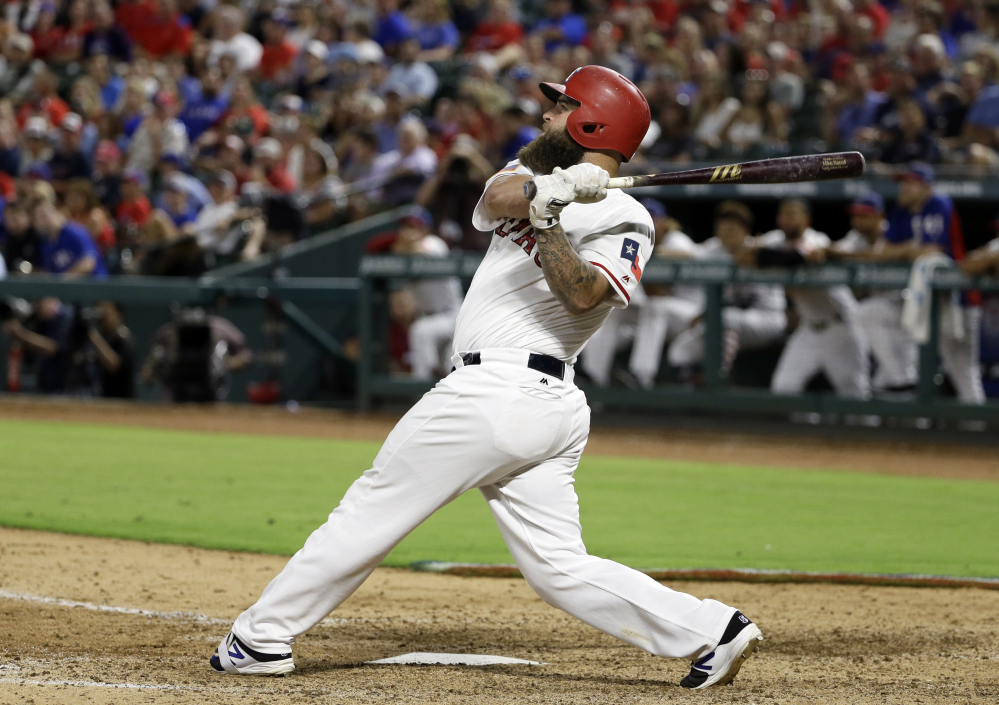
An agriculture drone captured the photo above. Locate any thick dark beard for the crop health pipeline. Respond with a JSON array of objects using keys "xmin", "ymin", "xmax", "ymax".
[{"xmin": 516, "ymin": 125, "xmax": 586, "ymax": 175}]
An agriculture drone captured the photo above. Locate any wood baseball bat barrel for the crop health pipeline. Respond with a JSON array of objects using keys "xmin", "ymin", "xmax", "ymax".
[{"xmin": 522, "ymin": 152, "xmax": 866, "ymax": 200}]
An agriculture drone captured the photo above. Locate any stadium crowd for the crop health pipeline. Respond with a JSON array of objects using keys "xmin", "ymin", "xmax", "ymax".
[
  {"xmin": 1, "ymin": 0, "xmax": 999, "ymax": 403},
  {"xmin": 5, "ymin": 0, "xmax": 999, "ymax": 276}
]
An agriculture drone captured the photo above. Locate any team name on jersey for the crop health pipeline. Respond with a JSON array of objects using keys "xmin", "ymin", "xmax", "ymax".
[{"xmin": 496, "ymin": 218, "xmax": 543, "ymax": 267}]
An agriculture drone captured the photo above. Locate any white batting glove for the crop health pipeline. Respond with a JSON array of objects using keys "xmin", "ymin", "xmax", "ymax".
[
  {"xmin": 561, "ymin": 163, "xmax": 609, "ymax": 204},
  {"xmin": 529, "ymin": 167, "xmax": 576, "ymax": 230}
]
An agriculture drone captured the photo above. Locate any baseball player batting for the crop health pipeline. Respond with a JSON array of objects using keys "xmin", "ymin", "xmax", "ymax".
[{"xmin": 209, "ymin": 66, "xmax": 763, "ymax": 689}]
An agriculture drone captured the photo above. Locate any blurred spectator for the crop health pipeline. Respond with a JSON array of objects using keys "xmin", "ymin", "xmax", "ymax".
[
  {"xmin": 466, "ymin": 0, "xmax": 524, "ymax": 55},
  {"xmin": 382, "ymin": 37, "xmax": 439, "ymax": 105},
  {"xmin": 878, "ymin": 97, "xmax": 942, "ymax": 163},
  {"xmin": 208, "ymin": 5, "xmax": 260, "ymax": 71},
  {"xmin": 531, "ymin": 0, "xmax": 586, "ymax": 53},
  {"xmin": 370, "ymin": 119, "xmax": 438, "ymax": 205},
  {"xmin": 257, "ymin": 10, "xmax": 298, "ymax": 83},
  {"xmin": 33, "ymin": 200, "xmax": 107, "ymax": 278},
  {"xmin": 63, "ymin": 179, "xmax": 115, "ymax": 253},
  {"xmin": 1, "ymin": 200, "xmax": 40, "ymax": 274},
  {"xmin": 82, "ymin": 2, "xmax": 132, "ymax": 62},
  {"xmin": 411, "ymin": 0, "xmax": 461, "ymax": 63},
  {"xmin": 127, "ymin": 91, "xmax": 189, "ymax": 177}
]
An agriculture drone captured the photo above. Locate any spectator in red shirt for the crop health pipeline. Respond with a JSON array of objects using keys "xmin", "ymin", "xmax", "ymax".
[
  {"xmin": 854, "ymin": 0, "xmax": 891, "ymax": 40},
  {"xmin": 50, "ymin": 0, "xmax": 95, "ymax": 65},
  {"xmin": 116, "ymin": 169, "xmax": 153, "ymax": 228},
  {"xmin": 465, "ymin": 0, "xmax": 523, "ymax": 54},
  {"xmin": 251, "ymin": 138, "xmax": 296, "ymax": 193},
  {"xmin": 16, "ymin": 71, "xmax": 70, "ymax": 132},
  {"xmin": 257, "ymin": 10, "xmax": 298, "ymax": 82},
  {"xmin": 220, "ymin": 77, "xmax": 270, "ymax": 140},
  {"xmin": 30, "ymin": 2, "xmax": 66, "ymax": 62},
  {"xmin": 129, "ymin": 0, "xmax": 193, "ymax": 59}
]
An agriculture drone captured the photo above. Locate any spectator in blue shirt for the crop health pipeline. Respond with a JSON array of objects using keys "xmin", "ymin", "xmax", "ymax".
[
  {"xmin": 411, "ymin": 0, "xmax": 461, "ymax": 62},
  {"xmin": 374, "ymin": 0, "xmax": 413, "ymax": 55},
  {"xmin": 160, "ymin": 177, "xmax": 201, "ymax": 229},
  {"xmin": 531, "ymin": 0, "xmax": 587, "ymax": 53},
  {"xmin": 86, "ymin": 54, "xmax": 126, "ymax": 112},
  {"xmin": 179, "ymin": 68, "xmax": 230, "ymax": 142},
  {"xmin": 32, "ymin": 201, "xmax": 107, "ymax": 278},
  {"xmin": 833, "ymin": 63, "xmax": 887, "ymax": 147}
]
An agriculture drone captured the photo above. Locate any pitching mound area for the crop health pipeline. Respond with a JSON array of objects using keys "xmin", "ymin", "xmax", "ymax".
[{"xmin": 1, "ymin": 527, "xmax": 997, "ymax": 704}]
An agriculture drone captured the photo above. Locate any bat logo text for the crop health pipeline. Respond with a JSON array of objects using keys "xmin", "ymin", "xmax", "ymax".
[{"xmin": 709, "ymin": 164, "xmax": 742, "ymax": 182}]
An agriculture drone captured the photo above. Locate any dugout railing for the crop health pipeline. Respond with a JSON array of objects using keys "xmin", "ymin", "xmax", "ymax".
[{"xmin": 357, "ymin": 255, "xmax": 999, "ymax": 423}]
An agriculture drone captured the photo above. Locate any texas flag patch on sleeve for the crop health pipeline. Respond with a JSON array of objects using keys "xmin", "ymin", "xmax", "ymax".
[{"xmin": 620, "ymin": 238, "xmax": 642, "ymax": 279}]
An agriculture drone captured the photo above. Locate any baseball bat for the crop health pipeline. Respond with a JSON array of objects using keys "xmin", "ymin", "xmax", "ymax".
[{"xmin": 522, "ymin": 152, "xmax": 865, "ymax": 200}]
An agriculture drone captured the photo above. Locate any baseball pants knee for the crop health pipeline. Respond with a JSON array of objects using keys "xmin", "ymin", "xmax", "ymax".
[
  {"xmin": 858, "ymin": 297, "xmax": 917, "ymax": 390},
  {"xmin": 410, "ymin": 310, "xmax": 459, "ymax": 380}
]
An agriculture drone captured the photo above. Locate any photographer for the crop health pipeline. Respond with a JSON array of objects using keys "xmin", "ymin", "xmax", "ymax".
[
  {"xmin": 1, "ymin": 297, "xmax": 73, "ymax": 393},
  {"xmin": 141, "ymin": 309, "xmax": 252, "ymax": 402},
  {"xmin": 83, "ymin": 301, "xmax": 135, "ymax": 399}
]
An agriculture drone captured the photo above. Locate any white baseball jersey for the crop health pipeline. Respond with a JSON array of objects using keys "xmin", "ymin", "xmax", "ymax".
[
  {"xmin": 457, "ymin": 160, "xmax": 655, "ymax": 362},
  {"xmin": 411, "ymin": 234, "xmax": 464, "ymax": 316},
  {"xmin": 655, "ymin": 230, "xmax": 705, "ymax": 307},
  {"xmin": 757, "ymin": 228, "xmax": 857, "ymax": 324},
  {"xmin": 697, "ymin": 237, "xmax": 786, "ymax": 312}
]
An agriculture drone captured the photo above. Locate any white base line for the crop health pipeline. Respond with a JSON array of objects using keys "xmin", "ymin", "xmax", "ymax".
[
  {"xmin": 0, "ymin": 589, "xmax": 230, "ymax": 625},
  {"xmin": 0, "ymin": 677, "xmax": 196, "ymax": 691}
]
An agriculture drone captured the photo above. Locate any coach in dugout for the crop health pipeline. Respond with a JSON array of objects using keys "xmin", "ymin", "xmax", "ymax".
[{"xmin": 881, "ymin": 163, "xmax": 985, "ymax": 404}]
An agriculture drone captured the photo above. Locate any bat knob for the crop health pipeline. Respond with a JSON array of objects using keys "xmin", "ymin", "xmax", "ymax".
[{"xmin": 523, "ymin": 180, "xmax": 537, "ymax": 200}]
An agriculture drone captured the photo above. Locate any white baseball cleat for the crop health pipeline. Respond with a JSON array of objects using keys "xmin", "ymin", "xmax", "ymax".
[
  {"xmin": 209, "ymin": 632, "xmax": 295, "ymax": 676},
  {"xmin": 679, "ymin": 612, "xmax": 763, "ymax": 689}
]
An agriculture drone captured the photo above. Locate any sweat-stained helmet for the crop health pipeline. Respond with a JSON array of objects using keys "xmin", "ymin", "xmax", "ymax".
[{"xmin": 539, "ymin": 66, "xmax": 651, "ymax": 162}]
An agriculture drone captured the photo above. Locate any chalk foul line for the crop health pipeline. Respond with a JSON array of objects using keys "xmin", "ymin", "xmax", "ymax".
[{"xmin": 0, "ymin": 588, "xmax": 231, "ymax": 625}]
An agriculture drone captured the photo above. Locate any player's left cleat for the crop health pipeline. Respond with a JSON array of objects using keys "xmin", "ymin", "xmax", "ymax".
[
  {"xmin": 679, "ymin": 611, "xmax": 763, "ymax": 689},
  {"xmin": 209, "ymin": 632, "xmax": 295, "ymax": 676}
]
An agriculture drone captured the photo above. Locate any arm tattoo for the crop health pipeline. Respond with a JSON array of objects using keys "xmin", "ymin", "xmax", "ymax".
[{"xmin": 535, "ymin": 223, "xmax": 604, "ymax": 314}]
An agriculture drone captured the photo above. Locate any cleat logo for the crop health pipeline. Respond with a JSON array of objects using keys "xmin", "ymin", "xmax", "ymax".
[
  {"xmin": 228, "ymin": 641, "xmax": 245, "ymax": 660},
  {"xmin": 693, "ymin": 652, "xmax": 715, "ymax": 671},
  {"xmin": 738, "ymin": 614, "xmax": 749, "ymax": 624}
]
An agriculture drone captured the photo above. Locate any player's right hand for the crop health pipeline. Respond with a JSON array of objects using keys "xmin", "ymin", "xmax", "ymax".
[{"xmin": 529, "ymin": 167, "xmax": 576, "ymax": 230}]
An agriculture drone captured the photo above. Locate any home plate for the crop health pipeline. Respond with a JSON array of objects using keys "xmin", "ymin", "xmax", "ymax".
[{"xmin": 366, "ymin": 653, "xmax": 545, "ymax": 666}]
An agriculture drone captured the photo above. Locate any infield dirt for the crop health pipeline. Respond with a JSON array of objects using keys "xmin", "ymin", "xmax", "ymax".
[{"xmin": 1, "ymin": 398, "xmax": 997, "ymax": 703}]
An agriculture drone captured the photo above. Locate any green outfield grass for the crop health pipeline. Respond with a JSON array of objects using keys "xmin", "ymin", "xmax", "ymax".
[{"xmin": 1, "ymin": 419, "xmax": 997, "ymax": 577}]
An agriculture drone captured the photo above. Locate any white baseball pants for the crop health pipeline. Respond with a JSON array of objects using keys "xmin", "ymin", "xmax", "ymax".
[
  {"xmin": 770, "ymin": 319, "xmax": 871, "ymax": 398},
  {"xmin": 233, "ymin": 349, "xmax": 736, "ymax": 660},
  {"xmin": 857, "ymin": 297, "xmax": 918, "ymax": 390},
  {"xmin": 579, "ymin": 306, "xmax": 638, "ymax": 387},
  {"xmin": 940, "ymin": 306, "xmax": 985, "ymax": 405},
  {"xmin": 629, "ymin": 297, "xmax": 703, "ymax": 389},
  {"xmin": 409, "ymin": 309, "xmax": 459, "ymax": 380},
  {"xmin": 667, "ymin": 308, "xmax": 787, "ymax": 368}
]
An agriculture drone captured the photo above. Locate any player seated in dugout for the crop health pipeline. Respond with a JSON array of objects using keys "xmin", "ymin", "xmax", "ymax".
[{"xmin": 665, "ymin": 201, "xmax": 788, "ymax": 385}]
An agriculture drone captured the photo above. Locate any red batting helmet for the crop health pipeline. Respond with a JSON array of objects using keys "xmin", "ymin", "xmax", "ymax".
[{"xmin": 540, "ymin": 66, "xmax": 651, "ymax": 162}]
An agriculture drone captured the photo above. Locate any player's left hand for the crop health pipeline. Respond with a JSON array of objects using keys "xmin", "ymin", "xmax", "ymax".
[{"xmin": 561, "ymin": 163, "xmax": 609, "ymax": 204}]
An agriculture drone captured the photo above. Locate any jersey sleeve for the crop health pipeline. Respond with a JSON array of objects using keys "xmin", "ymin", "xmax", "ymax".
[
  {"xmin": 471, "ymin": 160, "xmax": 533, "ymax": 232},
  {"xmin": 577, "ymin": 207, "xmax": 655, "ymax": 309}
]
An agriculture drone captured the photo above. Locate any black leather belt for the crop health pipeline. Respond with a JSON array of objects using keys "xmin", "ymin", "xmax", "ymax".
[{"xmin": 456, "ymin": 352, "xmax": 567, "ymax": 381}]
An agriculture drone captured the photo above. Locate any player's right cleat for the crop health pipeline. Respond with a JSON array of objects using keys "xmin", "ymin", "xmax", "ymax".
[
  {"xmin": 209, "ymin": 632, "xmax": 295, "ymax": 676},
  {"xmin": 679, "ymin": 612, "xmax": 763, "ymax": 689}
]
